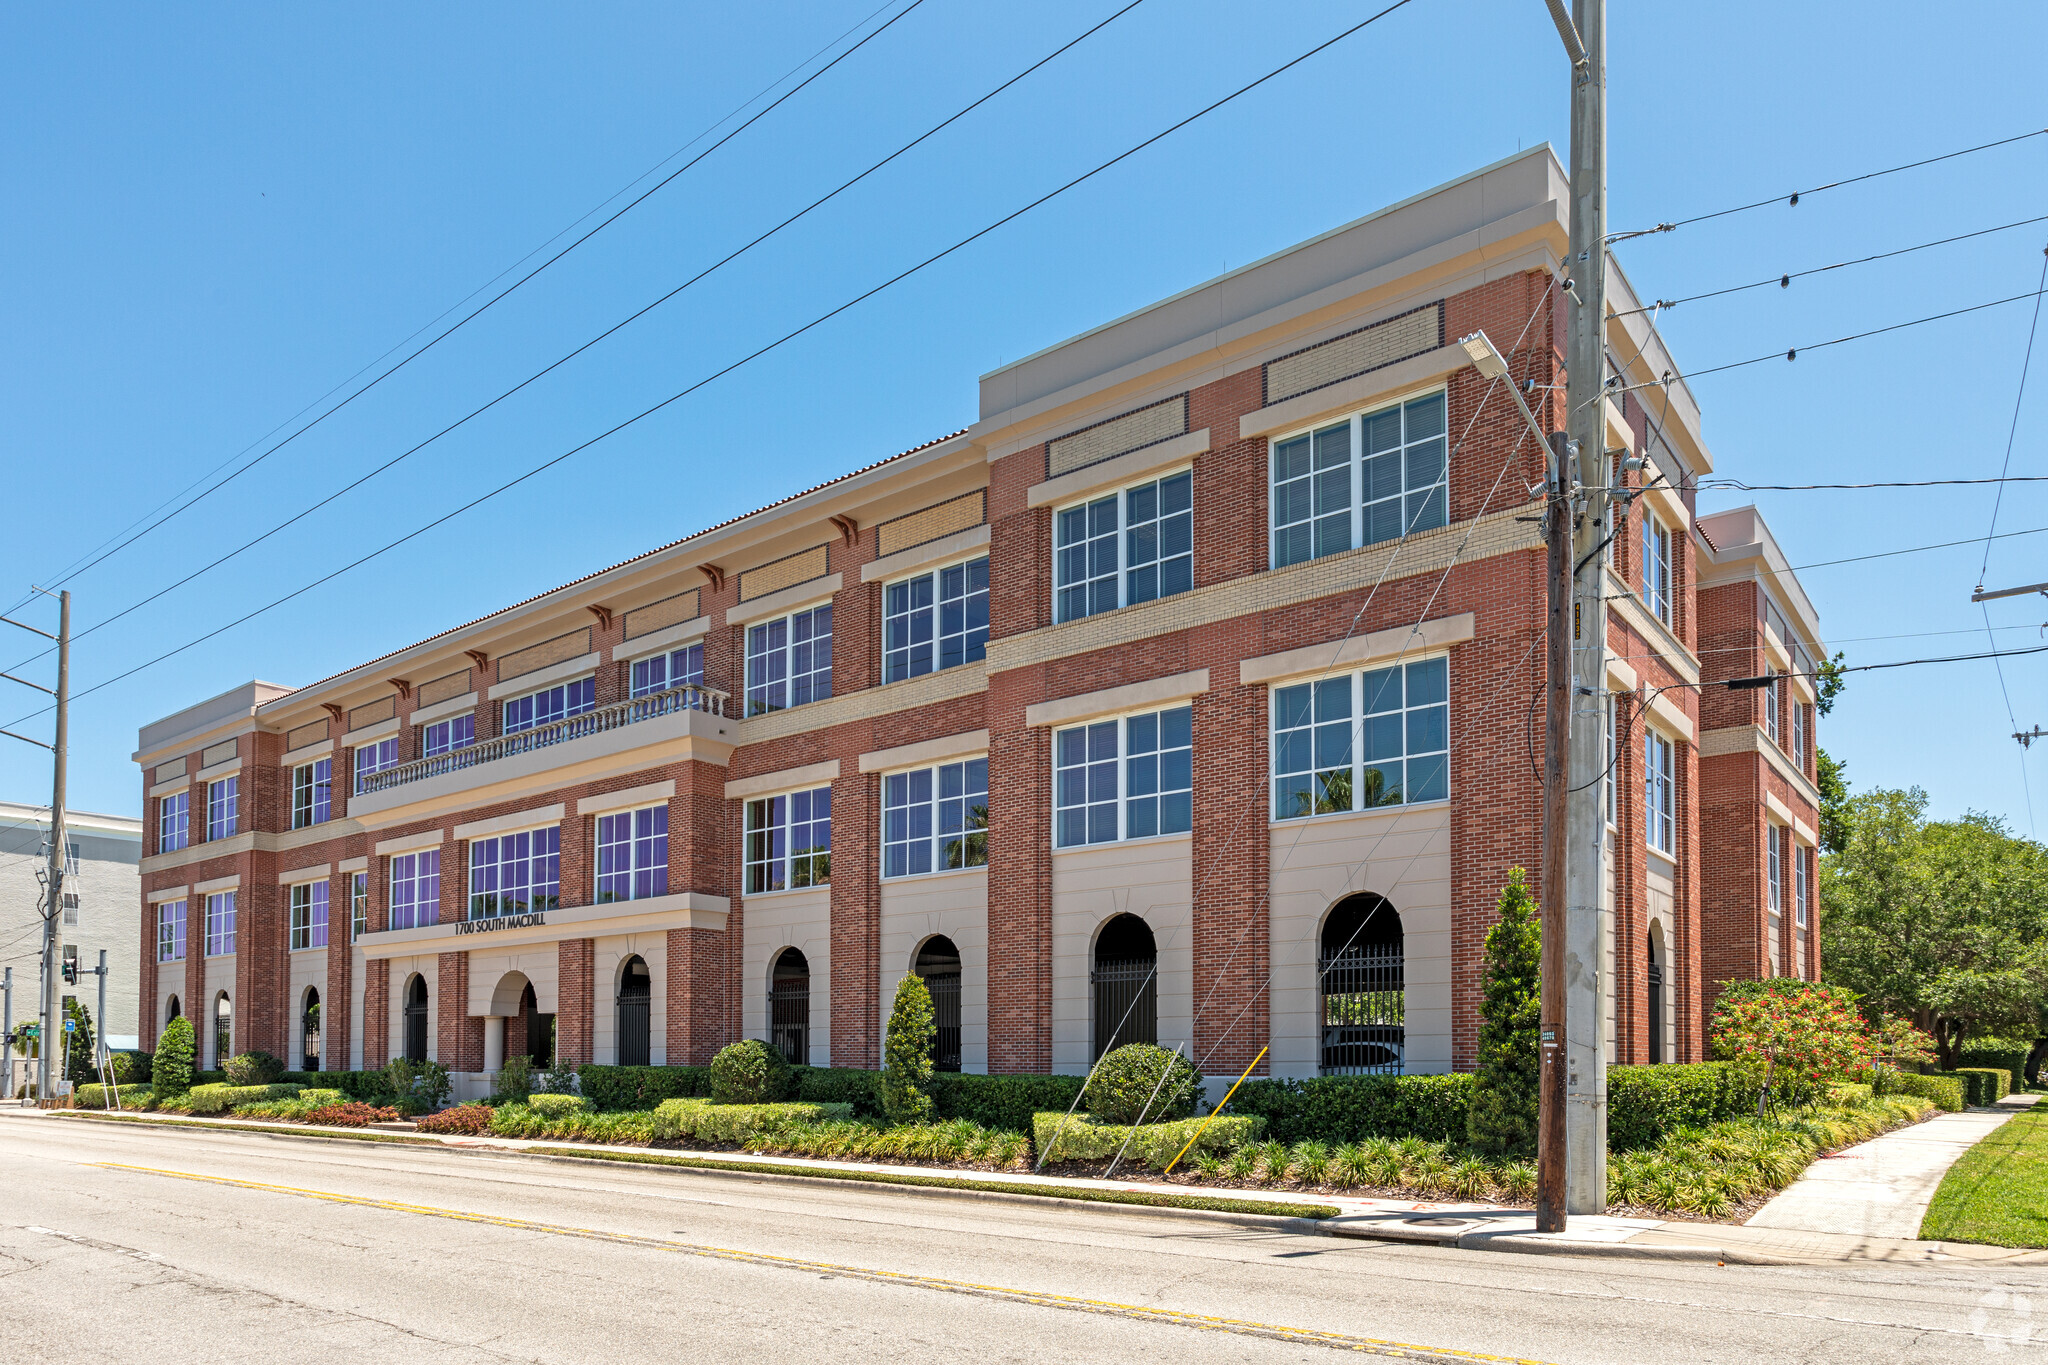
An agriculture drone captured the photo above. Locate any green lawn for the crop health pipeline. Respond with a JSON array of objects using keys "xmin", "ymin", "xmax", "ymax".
[{"xmin": 1920, "ymin": 1105, "xmax": 2048, "ymax": 1247}]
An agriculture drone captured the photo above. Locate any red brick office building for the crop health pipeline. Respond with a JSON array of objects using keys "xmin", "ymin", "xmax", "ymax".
[{"xmin": 133, "ymin": 149, "xmax": 1823, "ymax": 1091}]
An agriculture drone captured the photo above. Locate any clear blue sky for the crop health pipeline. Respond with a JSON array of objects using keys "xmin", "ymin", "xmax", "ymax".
[{"xmin": 5, "ymin": 1, "xmax": 2046, "ymax": 828}]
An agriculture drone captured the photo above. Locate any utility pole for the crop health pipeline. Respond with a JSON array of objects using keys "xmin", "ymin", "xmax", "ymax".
[
  {"xmin": 95, "ymin": 949, "xmax": 109, "ymax": 1095},
  {"xmin": 39, "ymin": 591, "xmax": 71, "ymax": 1105},
  {"xmin": 1542, "ymin": 0, "xmax": 1610, "ymax": 1216},
  {"xmin": 1538, "ymin": 429, "xmax": 1571, "ymax": 1231},
  {"xmin": 2, "ymin": 966, "xmax": 12, "ymax": 1100}
]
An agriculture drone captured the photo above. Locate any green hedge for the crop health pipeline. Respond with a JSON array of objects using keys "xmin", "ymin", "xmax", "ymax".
[
  {"xmin": 1956, "ymin": 1048, "xmax": 2030, "ymax": 1088},
  {"xmin": 651, "ymin": 1098, "xmax": 853, "ymax": 1143},
  {"xmin": 1606, "ymin": 1064, "xmax": 1765, "ymax": 1149},
  {"xmin": 573, "ymin": 1064, "xmax": 1084, "ymax": 1131},
  {"xmin": 793, "ymin": 1066, "xmax": 885, "ymax": 1115},
  {"xmin": 1883, "ymin": 1070, "xmax": 1966, "ymax": 1111},
  {"xmin": 578, "ymin": 1065, "xmax": 712, "ymax": 1110},
  {"xmin": 1032, "ymin": 1112, "xmax": 1264, "ymax": 1167},
  {"xmin": 184, "ymin": 1083, "xmax": 300, "ymax": 1115},
  {"xmin": 1948, "ymin": 1068, "xmax": 2012, "ymax": 1106},
  {"xmin": 934, "ymin": 1073, "xmax": 1086, "ymax": 1132},
  {"xmin": 281, "ymin": 1070, "xmax": 397, "ymax": 1102},
  {"xmin": 527, "ymin": 1093, "xmax": 593, "ymax": 1117},
  {"xmin": 1226, "ymin": 1074, "xmax": 1472, "ymax": 1144},
  {"xmin": 72, "ymin": 1083, "xmax": 138, "ymax": 1110}
]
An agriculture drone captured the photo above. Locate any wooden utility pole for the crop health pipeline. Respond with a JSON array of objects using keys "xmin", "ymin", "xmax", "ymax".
[{"xmin": 1538, "ymin": 433, "xmax": 1571, "ymax": 1232}]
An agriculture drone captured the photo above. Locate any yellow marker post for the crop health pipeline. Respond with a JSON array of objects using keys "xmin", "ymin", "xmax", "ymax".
[{"xmin": 1162, "ymin": 1045, "xmax": 1267, "ymax": 1177}]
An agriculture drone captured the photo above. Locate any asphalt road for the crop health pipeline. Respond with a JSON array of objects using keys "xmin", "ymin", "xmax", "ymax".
[{"xmin": 1, "ymin": 1111, "xmax": 2040, "ymax": 1363}]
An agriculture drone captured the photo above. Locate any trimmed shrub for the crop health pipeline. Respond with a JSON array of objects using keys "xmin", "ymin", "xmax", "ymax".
[
  {"xmin": 650, "ymin": 1097, "xmax": 852, "ymax": 1143},
  {"xmin": 793, "ymin": 1066, "xmax": 885, "ymax": 1116},
  {"xmin": 1467, "ymin": 869, "xmax": 1542, "ymax": 1157},
  {"xmin": 121, "ymin": 1087, "xmax": 159, "ymax": 1111},
  {"xmin": 527, "ymin": 1092, "xmax": 594, "ymax": 1117},
  {"xmin": 710, "ymin": 1040, "xmax": 790, "ymax": 1105},
  {"xmin": 1884, "ymin": 1071, "xmax": 1966, "ymax": 1111},
  {"xmin": 108, "ymin": 1050, "xmax": 152, "ymax": 1085},
  {"xmin": 306, "ymin": 1102, "xmax": 402, "ymax": 1127},
  {"xmin": 1084, "ymin": 1045, "xmax": 1199, "ymax": 1124},
  {"xmin": 154, "ymin": 1016, "xmax": 196, "ymax": 1094},
  {"xmin": 1229, "ymin": 1074, "xmax": 1473, "ymax": 1145},
  {"xmin": 224, "ymin": 1051, "xmax": 287, "ymax": 1086},
  {"xmin": 932, "ymin": 1073, "xmax": 1084, "ymax": 1132},
  {"xmin": 1606, "ymin": 1064, "xmax": 1759, "ymax": 1150},
  {"xmin": 185, "ymin": 1082, "xmax": 299, "ymax": 1115},
  {"xmin": 73, "ymin": 1083, "xmax": 126, "ymax": 1110},
  {"xmin": 417, "ymin": 1104, "xmax": 495, "ymax": 1135},
  {"xmin": 882, "ymin": 974, "xmax": 937, "ymax": 1125},
  {"xmin": 1947, "ymin": 1068, "xmax": 2011, "ymax": 1106},
  {"xmin": 578, "ymin": 1065, "xmax": 712, "ymax": 1111},
  {"xmin": 1954, "ymin": 1045, "xmax": 2030, "ymax": 1084},
  {"xmin": 1033, "ymin": 1111, "xmax": 1263, "ymax": 1167}
]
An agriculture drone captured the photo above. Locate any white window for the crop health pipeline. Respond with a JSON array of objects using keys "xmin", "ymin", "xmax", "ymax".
[
  {"xmin": 595, "ymin": 806, "xmax": 668, "ymax": 903},
  {"xmin": 1054, "ymin": 471, "xmax": 1192, "ymax": 623},
  {"xmin": 423, "ymin": 714, "xmax": 474, "ymax": 757},
  {"xmin": 1054, "ymin": 705, "xmax": 1192, "ymax": 847},
  {"xmin": 288, "ymin": 881, "xmax": 329, "ymax": 951},
  {"xmin": 1271, "ymin": 391, "xmax": 1446, "ymax": 569},
  {"xmin": 502, "ymin": 678, "xmax": 595, "ymax": 735},
  {"xmin": 207, "ymin": 776, "xmax": 238, "ymax": 840},
  {"xmin": 630, "ymin": 643, "xmax": 704, "ymax": 698},
  {"xmin": 158, "ymin": 791, "xmax": 189, "ymax": 854},
  {"xmin": 156, "ymin": 899, "xmax": 186, "ymax": 963},
  {"xmin": 291, "ymin": 758, "xmax": 331, "ymax": 828},
  {"xmin": 1271, "ymin": 657, "xmax": 1449, "ymax": 820},
  {"xmin": 204, "ymin": 891, "xmax": 236, "ymax": 956},
  {"xmin": 885, "ymin": 557, "xmax": 989, "ymax": 682},
  {"xmin": 1767, "ymin": 825, "xmax": 1783, "ymax": 915},
  {"xmin": 882, "ymin": 758, "xmax": 988, "ymax": 877},
  {"xmin": 1790, "ymin": 698, "xmax": 1806, "ymax": 765},
  {"xmin": 1765, "ymin": 674, "xmax": 1780, "ymax": 744},
  {"xmin": 744, "ymin": 787, "xmax": 832, "ymax": 893},
  {"xmin": 1644, "ymin": 730, "xmax": 1674, "ymax": 854},
  {"xmin": 467, "ymin": 830, "xmax": 558, "ymax": 919},
  {"xmin": 1794, "ymin": 840, "xmax": 1809, "ymax": 929},
  {"xmin": 390, "ymin": 850, "xmax": 442, "ymax": 930},
  {"xmin": 1604, "ymin": 694, "xmax": 1617, "ymax": 826},
  {"xmin": 353, "ymin": 738, "xmax": 400, "ymax": 792},
  {"xmin": 349, "ymin": 872, "xmax": 368, "ymax": 943},
  {"xmin": 746, "ymin": 605, "xmax": 832, "ymax": 716},
  {"xmin": 1642, "ymin": 513, "xmax": 1671, "ymax": 624}
]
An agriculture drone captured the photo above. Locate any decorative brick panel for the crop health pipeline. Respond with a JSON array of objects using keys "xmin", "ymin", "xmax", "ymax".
[
  {"xmin": 347, "ymin": 696, "xmax": 395, "ymax": 730},
  {"xmin": 285, "ymin": 720, "xmax": 327, "ymax": 751},
  {"xmin": 417, "ymin": 671, "xmax": 470, "ymax": 707},
  {"xmin": 1263, "ymin": 302, "xmax": 1442, "ymax": 405},
  {"xmin": 499, "ymin": 629, "xmax": 591, "ymax": 683},
  {"xmin": 739, "ymin": 544, "xmax": 829, "ymax": 601},
  {"xmin": 623, "ymin": 589, "xmax": 701, "ymax": 640},
  {"xmin": 201, "ymin": 739, "xmax": 239, "ymax": 767},
  {"xmin": 1047, "ymin": 396, "xmax": 1186, "ymax": 478},
  {"xmin": 875, "ymin": 490, "xmax": 986, "ymax": 558}
]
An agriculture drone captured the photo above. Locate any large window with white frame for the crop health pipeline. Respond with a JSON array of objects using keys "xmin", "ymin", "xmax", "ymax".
[
  {"xmin": 595, "ymin": 806, "xmax": 668, "ymax": 903},
  {"xmin": 1271, "ymin": 657, "xmax": 1449, "ymax": 820},
  {"xmin": 390, "ymin": 850, "xmax": 441, "ymax": 930},
  {"xmin": 882, "ymin": 758, "xmax": 988, "ymax": 877},
  {"xmin": 157, "ymin": 899, "xmax": 186, "ymax": 963},
  {"xmin": 354, "ymin": 738, "xmax": 400, "ymax": 792},
  {"xmin": 1644, "ymin": 730, "xmax": 1674, "ymax": 855},
  {"xmin": 349, "ymin": 871, "xmax": 368, "ymax": 942},
  {"xmin": 1054, "ymin": 705, "xmax": 1192, "ymax": 847},
  {"xmin": 1793, "ymin": 838, "xmax": 1809, "ymax": 929},
  {"xmin": 1054, "ymin": 471, "xmax": 1192, "ymax": 624},
  {"xmin": 502, "ymin": 678, "xmax": 596, "ymax": 735},
  {"xmin": 1767, "ymin": 825, "xmax": 1784, "ymax": 915},
  {"xmin": 630, "ymin": 643, "xmax": 704, "ymax": 699},
  {"xmin": 746, "ymin": 606, "xmax": 832, "ymax": 716},
  {"xmin": 744, "ymin": 787, "xmax": 832, "ymax": 893},
  {"xmin": 206, "ymin": 776, "xmax": 238, "ymax": 840},
  {"xmin": 204, "ymin": 891, "xmax": 236, "ymax": 956},
  {"xmin": 159, "ymin": 791, "xmax": 189, "ymax": 853},
  {"xmin": 289, "ymin": 881, "xmax": 329, "ymax": 951},
  {"xmin": 1765, "ymin": 674, "xmax": 1781, "ymax": 744},
  {"xmin": 1271, "ymin": 391, "xmax": 1447, "ymax": 570},
  {"xmin": 1642, "ymin": 512, "xmax": 1671, "ymax": 623},
  {"xmin": 468, "ymin": 830, "xmax": 558, "ymax": 919},
  {"xmin": 423, "ymin": 714, "xmax": 474, "ymax": 757},
  {"xmin": 291, "ymin": 758, "xmax": 331, "ymax": 829},
  {"xmin": 885, "ymin": 557, "xmax": 989, "ymax": 682}
]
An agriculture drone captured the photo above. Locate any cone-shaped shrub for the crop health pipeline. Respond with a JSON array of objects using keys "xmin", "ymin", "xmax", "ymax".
[
  {"xmin": 154, "ymin": 1016, "xmax": 196, "ymax": 1095},
  {"xmin": 1467, "ymin": 868, "xmax": 1542, "ymax": 1157},
  {"xmin": 883, "ymin": 973, "xmax": 936, "ymax": 1125}
]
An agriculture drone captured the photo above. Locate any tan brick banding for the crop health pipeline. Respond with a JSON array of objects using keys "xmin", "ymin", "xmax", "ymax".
[
  {"xmin": 1263, "ymin": 301, "xmax": 1443, "ymax": 405},
  {"xmin": 1047, "ymin": 395, "xmax": 1185, "ymax": 478},
  {"xmin": 347, "ymin": 696, "xmax": 395, "ymax": 730},
  {"xmin": 736, "ymin": 661, "xmax": 988, "ymax": 746},
  {"xmin": 284, "ymin": 720, "xmax": 327, "ymax": 751},
  {"xmin": 739, "ymin": 544, "xmax": 829, "ymax": 602},
  {"xmin": 417, "ymin": 670, "xmax": 471, "ymax": 707},
  {"xmin": 875, "ymin": 490, "xmax": 986, "ymax": 558},
  {"xmin": 499, "ymin": 629, "xmax": 592, "ymax": 684},
  {"xmin": 623, "ymin": 589, "xmax": 701, "ymax": 641},
  {"xmin": 155, "ymin": 757, "xmax": 187, "ymax": 783},
  {"xmin": 201, "ymin": 739, "xmax": 239, "ymax": 767}
]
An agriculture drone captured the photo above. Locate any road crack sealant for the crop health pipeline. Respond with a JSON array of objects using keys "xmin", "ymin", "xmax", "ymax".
[{"xmin": 93, "ymin": 1161, "xmax": 1555, "ymax": 1365}]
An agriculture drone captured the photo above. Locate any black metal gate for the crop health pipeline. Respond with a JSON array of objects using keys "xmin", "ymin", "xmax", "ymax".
[
  {"xmin": 769, "ymin": 956, "xmax": 810, "ymax": 1066},
  {"xmin": 1092, "ymin": 959, "xmax": 1157, "ymax": 1059},
  {"xmin": 301, "ymin": 990, "xmax": 321, "ymax": 1073},
  {"xmin": 1647, "ymin": 950, "xmax": 1665, "ymax": 1065},
  {"xmin": 617, "ymin": 960, "xmax": 651, "ymax": 1067},
  {"xmin": 1319, "ymin": 944, "xmax": 1403, "ymax": 1075},
  {"xmin": 926, "ymin": 972, "xmax": 962, "ymax": 1072},
  {"xmin": 402, "ymin": 977, "xmax": 428, "ymax": 1063}
]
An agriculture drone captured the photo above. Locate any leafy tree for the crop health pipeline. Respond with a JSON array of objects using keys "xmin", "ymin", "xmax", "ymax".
[
  {"xmin": 882, "ymin": 973, "xmax": 936, "ymax": 1125},
  {"xmin": 154, "ymin": 1016, "xmax": 196, "ymax": 1094},
  {"xmin": 1820, "ymin": 788, "xmax": 2048, "ymax": 1068},
  {"xmin": 1467, "ymin": 869, "xmax": 1542, "ymax": 1156},
  {"xmin": 1815, "ymin": 748, "xmax": 1852, "ymax": 855},
  {"xmin": 63, "ymin": 998, "xmax": 97, "ymax": 1085},
  {"xmin": 1711, "ymin": 978, "xmax": 1867, "ymax": 1113},
  {"xmin": 1814, "ymin": 650, "xmax": 1848, "ymax": 717}
]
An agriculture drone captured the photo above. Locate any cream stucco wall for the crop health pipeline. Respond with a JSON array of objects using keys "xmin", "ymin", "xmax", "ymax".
[
  {"xmin": 465, "ymin": 947, "xmax": 560, "ymax": 1016},
  {"xmin": 1052, "ymin": 833, "xmax": 1192, "ymax": 1074},
  {"xmin": 592, "ymin": 933, "xmax": 670, "ymax": 1066},
  {"xmin": 878, "ymin": 868, "xmax": 988, "ymax": 1073},
  {"xmin": 742, "ymin": 887, "xmax": 832, "ymax": 1065}
]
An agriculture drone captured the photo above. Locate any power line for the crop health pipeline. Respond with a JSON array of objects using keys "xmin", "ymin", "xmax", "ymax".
[
  {"xmin": 18, "ymin": 0, "xmax": 931, "ymax": 604},
  {"xmin": 1672, "ymin": 286, "xmax": 2048, "ymax": 382},
  {"xmin": 1608, "ymin": 126, "xmax": 2048, "ymax": 241},
  {"xmin": 1613, "ymin": 213, "xmax": 2048, "ymax": 318},
  {"xmin": 1702, "ymin": 475, "xmax": 2048, "ymax": 491},
  {"xmin": 4, "ymin": 0, "xmax": 1151, "ymax": 674},
  {"xmin": 1, "ymin": 0, "xmax": 1426, "ymax": 730}
]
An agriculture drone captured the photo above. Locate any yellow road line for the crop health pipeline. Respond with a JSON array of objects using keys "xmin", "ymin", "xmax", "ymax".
[{"xmin": 94, "ymin": 1162, "xmax": 1555, "ymax": 1363}]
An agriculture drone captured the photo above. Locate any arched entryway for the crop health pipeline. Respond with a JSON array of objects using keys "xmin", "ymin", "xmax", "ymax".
[
  {"xmin": 213, "ymin": 992, "xmax": 232, "ymax": 1068},
  {"xmin": 1091, "ymin": 914, "xmax": 1157, "ymax": 1059},
  {"xmin": 616, "ymin": 956, "xmax": 651, "ymax": 1067},
  {"xmin": 768, "ymin": 948, "xmax": 809, "ymax": 1065},
  {"xmin": 913, "ymin": 937, "xmax": 962, "ymax": 1072},
  {"xmin": 1646, "ymin": 926, "xmax": 1666, "ymax": 1065},
  {"xmin": 517, "ymin": 981, "xmax": 554, "ymax": 1067},
  {"xmin": 1319, "ymin": 893, "xmax": 1403, "ymax": 1075},
  {"xmin": 301, "ymin": 987, "xmax": 322, "ymax": 1073},
  {"xmin": 164, "ymin": 995, "xmax": 181, "ymax": 1025},
  {"xmin": 402, "ymin": 974, "xmax": 429, "ymax": 1063}
]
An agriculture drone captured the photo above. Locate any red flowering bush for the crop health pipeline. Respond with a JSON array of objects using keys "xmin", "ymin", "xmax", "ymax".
[
  {"xmin": 305, "ymin": 1102, "xmax": 402, "ymax": 1127},
  {"xmin": 1711, "ymin": 979, "xmax": 1868, "ymax": 1112},
  {"xmin": 415, "ymin": 1103, "xmax": 494, "ymax": 1135}
]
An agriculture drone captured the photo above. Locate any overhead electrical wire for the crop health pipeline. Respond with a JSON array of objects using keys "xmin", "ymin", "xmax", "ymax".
[
  {"xmin": 1702, "ymin": 475, "xmax": 2048, "ymax": 491},
  {"xmin": 2, "ymin": 0, "xmax": 1152, "ymax": 673},
  {"xmin": 1671, "ymin": 286, "xmax": 2048, "ymax": 382},
  {"xmin": 0, "ymin": 0, "xmax": 1426, "ymax": 730}
]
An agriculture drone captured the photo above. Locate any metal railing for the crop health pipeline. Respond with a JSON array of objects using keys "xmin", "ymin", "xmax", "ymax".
[
  {"xmin": 356, "ymin": 683, "xmax": 727, "ymax": 797},
  {"xmin": 1319, "ymin": 944, "xmax": 1405, "ymax": 1075},
  {"xmin": 1091, "ymin": 958, "xmax": 1158, "ymax": 1060}
]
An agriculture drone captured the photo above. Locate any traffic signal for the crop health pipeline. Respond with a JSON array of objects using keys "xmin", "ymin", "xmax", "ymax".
[{"xmin": 61, "ymin": 959, "xmax": 77, "ymax": 985}]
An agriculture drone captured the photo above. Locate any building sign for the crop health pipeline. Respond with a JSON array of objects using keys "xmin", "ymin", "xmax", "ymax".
[{"xmin": 456, "ymin": 912, "xmax": 547, "ymax": 936}]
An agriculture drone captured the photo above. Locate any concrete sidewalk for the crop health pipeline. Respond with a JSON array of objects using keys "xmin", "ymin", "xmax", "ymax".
[{"xmin": 1745, "ymin": 1092, "xmax": 2039, "ymax": 1239}]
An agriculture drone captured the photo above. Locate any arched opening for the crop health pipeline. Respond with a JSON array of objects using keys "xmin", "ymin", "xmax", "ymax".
[
  {"xmin": 1646, "ymin": 928, "xmax": 1665, "ymax": 1065},
  {"xmin": 1091, "ymin": 914, "xmax": 1157, "ymax": 1060},
  {"xmin": 768, "ymin": 948, "xmax": 810, "ymax": 1065},
  {"xmin": 402, "ymin": 973, "xmax": 429, "ymax": 1063},
  {"xmin": 913, "ymin": 936, "xmax": 962, "ymax": 1072},
  {"xmin": 1319, "ymin": 894, "xmax": 1403, "ymax": 1075},
  {"xmin": 301, "ymin": 987, "xmax": 322, "ymax": 1073},
  {"xmin": 165, "ymin": 995, "xmax": 181, "ymax": 1025},
  {"xmin": 518, "ymin": 981, "xmax": 554, "ymax": 1067},
  {"xmin": 616, "ymin": 956, "xmax": 651, "ymax": 1067},
  {"xmin": 213, "ymin": 992, "xmax": 232, "ymax": 1069}
]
